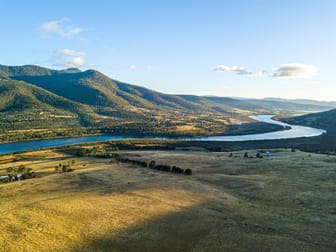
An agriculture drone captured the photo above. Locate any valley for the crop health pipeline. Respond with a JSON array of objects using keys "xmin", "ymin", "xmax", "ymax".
[
  {"xmin": 0, "ymin": 64, "xmax": 334, "ymax": 143},
  {"xmin": 2, "ymin": 2, "xmax": 336, "ymax": 251}
]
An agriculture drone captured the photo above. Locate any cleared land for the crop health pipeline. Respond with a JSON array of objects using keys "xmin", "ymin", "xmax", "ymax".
[{"xmin": 0, "ymin": 147, "xmax": 335, "ymax": 251}]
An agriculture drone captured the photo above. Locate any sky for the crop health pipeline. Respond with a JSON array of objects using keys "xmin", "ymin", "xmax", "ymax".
[{"xmin": 1, "ymin": 0, "xmax": 335, "ymax": 101}]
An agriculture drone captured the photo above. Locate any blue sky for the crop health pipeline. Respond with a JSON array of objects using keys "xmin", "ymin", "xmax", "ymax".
[{"xmin": 1, "ymin": 0, "xmax": 335, "ymax": 100}]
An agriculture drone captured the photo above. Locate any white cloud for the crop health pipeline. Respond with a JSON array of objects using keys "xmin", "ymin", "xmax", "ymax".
[
  {"xmin": 59, "ymin": 48, "xmax": 85, "ymax": 58},
  {"xmin": 54, "ymin": 49, "xmax": 86, "ymax": 67},
  {"xmin": 214, "ymin": 63, "xmax": 318, "ymax": 79},
  {"xmin": 256, "ymin": 70, "xmax": 268, "ymax": 77},
  {"xmin": 214, "ymin": 65, "xmax": 252, "ymax": 76},
  {"xmin": 272, "ymin": 63, "xmax": 318, "ymax": 78},
  {"xmin": 67, "ymin": 57, "xmax": 85, "ymax": 67},
  {"xmin": 40, "ymin": 18, "xmax": 83, "ymax": 38},
  {"xmin": 126, "ymin": 65, "xmax": 155, "ymax": 71}
]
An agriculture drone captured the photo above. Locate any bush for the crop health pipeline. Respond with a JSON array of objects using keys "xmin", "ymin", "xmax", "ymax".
[
  {"xmin": 62, "ymin": 164, "xmax": 74, "ymax": 172},
  {"xmin": 149, "ymin": 160, "xmax": 156, "ymax": 169},
  {"xmin": 117, "ymin": 158, "xmax": 147, "ymax": 167},
  {"xmin": 154, "ymin": 165, "xmax": 170, "ymax": 172},
  {"xmin": 172, "ymin": 166, "xmax": 184, "ymax": 174},
  {"xmin": 185, "ymin": 168, "xmax": 192, "ymax": 175}
]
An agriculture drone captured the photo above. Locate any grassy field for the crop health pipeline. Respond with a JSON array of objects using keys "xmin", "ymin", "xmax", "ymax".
[{"xmin": 0, "ymin": 147, "xmax": 335, "ymax": 251}]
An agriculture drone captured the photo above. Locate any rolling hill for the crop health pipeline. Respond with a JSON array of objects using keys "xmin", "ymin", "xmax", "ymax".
[
  {"xmin": 2, "ymin": 64, "xmax": 334, "ymax": 115},
  {"xmin": 0, "ymin": 79, "xmax": 98, "ymax": 128},
  {"xmin": 0, "ymin": 64, "xmax": 335, "ymax": 142},
  {"xmin": 275, "ymin": 109, "xmax": 336, "ymax": 152},
  {"xmin": 283, "ymin": 108, "xmax": 336, "ymax": 130}
]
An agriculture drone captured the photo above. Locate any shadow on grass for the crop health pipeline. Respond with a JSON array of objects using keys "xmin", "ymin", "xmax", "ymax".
[{"xmin": 73, "ymin": 198, "xmax": 334, "ymax": 252}]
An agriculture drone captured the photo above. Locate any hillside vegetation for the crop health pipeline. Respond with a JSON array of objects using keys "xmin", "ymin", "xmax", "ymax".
[{"xmin": 0, "ymin": 64, "xmax": 334, "ymax": 142}]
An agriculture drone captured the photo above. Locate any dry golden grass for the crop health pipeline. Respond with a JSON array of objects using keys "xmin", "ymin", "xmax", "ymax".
[
  {"xmin": 175, "ymin": 125, "xmax": 198, "ymax": 132},
  {"xmin": 0, "ymin": 148, "xmax": 335, "ymax": 251}
]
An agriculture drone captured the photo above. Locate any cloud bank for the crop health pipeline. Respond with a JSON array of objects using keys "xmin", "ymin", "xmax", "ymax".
[
  {"xmin": 214, "ymin": 63, "xmax": 317, "ymax": 79},
  {"xmin": 40, "ymin": 18, "xmax": 83, "ymax": 38}
]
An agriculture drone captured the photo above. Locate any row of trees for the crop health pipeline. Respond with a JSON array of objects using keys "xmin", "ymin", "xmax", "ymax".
[{"xmin": 117, "ymin": 158, "xmax": 192, "ymax": 175}]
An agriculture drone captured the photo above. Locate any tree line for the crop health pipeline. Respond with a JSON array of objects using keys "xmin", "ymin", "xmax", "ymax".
[{"xmin": 116, "ymin": 158, "xmax": 192, "ymax": 175}]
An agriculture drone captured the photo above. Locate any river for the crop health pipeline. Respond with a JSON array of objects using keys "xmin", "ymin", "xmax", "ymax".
[
  {"xmin": 0, "ymin": 115, "xmax": 326, "ymax": 155},
  {"xmin": 190, "ymin": 115, "xmax": 326, "ymax": 141}
]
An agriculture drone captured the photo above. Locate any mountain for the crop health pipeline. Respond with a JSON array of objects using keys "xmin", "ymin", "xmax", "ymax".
[
  {"xmin": 4, "ymin": 64, "xmax": 334, "ymax": 116},
  {"xmin": 263, "ymin": 97, "xmax": 336, "ymax": 107},
  {"xmin": 234, "ymin": 98, "xmax": 334, "ymax": 113},
  {"xmin": 0, "ymin": 79, "xmax": 97, "ymax": 130},
  {"xmin": 0, "ymin": 64, "xmax": 335, "ymax": 142},
  {"xmin": 9, "ymin": 68, "xmax": 233, "ymax": 115}
]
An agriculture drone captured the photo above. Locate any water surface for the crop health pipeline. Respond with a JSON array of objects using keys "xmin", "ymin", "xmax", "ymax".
[
  {"xmin": 192, "ymin": 115, "xmax": 326, "ymax": 141},
  {"xmin": 0, "ymin": 115, "xmax": 326, "ymax": 155}
]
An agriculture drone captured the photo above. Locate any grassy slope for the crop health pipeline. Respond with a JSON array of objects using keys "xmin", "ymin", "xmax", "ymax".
[
  {"xmin": 283, "ymin": 108, "xmax": 336, "ymax": 130},
  {"xmin": 0, "ymin": 148, "xmax": 335, "ymax": 251},
  {"xmin": 281, "ymin": 109, "xmax": 336, "ymax": 152}
]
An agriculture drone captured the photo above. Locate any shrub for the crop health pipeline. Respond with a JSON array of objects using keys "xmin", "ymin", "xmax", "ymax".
[
  {"xmin": 154, "ymin": 165, "xmax": 171, "ymax": 172},
  {"xmin": 185, "ymin": 168, "xmax": 192, "ymax": 175},
  {"xmin": 62, "ymin": 164, "xmax": 73, "ymax": 172},
  {"xmin": 149, "ymin": 160, "xmax": 156, "ymax": 169},
  {"xmin": 172, "ymin": 166, "xmax": 184, "ymax": 174}
]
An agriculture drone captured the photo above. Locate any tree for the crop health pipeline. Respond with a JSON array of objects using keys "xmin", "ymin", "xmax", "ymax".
[
  {"xmin": 149, "ymin": 160, "xmax": 156, "ymax": 169},
  {"xmin": 18, "ymin": 165, "xmax": 27, "ymax": 173},
  {"xmin": 185, "ymin": 168, "xmax": 192, "ymax": 175}
]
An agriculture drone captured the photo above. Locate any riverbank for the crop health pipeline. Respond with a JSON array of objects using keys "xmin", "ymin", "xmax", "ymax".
[
  {"xmin": 0, "ymin": 119, "xmax": 285, "ymax": 145},
  {"xmin": 0, "ymin": 115, "xmax": 326, "ymax": 155}
]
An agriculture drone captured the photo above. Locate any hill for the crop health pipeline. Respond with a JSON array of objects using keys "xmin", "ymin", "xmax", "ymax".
[
  {"xmin": 0, "ymin": 79, "xmax": 97, "ymax": 128},
  {"xmin": 0, "ymin": 64, "xmax": 335, "ymax": 142},
  {"xmin": 0, "ymin": 78, "xmax": 102, "ymax": 142},
  {"xmin": 283, "ymin": 108, "xmax": 336, "ymax": 130},
  {"xmin": 0, "ymin": 147, "xmax": 335, "ymax": 251},
  {"xmin": 3, "ymin": 64, "xmax": 334, "ymax": 116}
]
